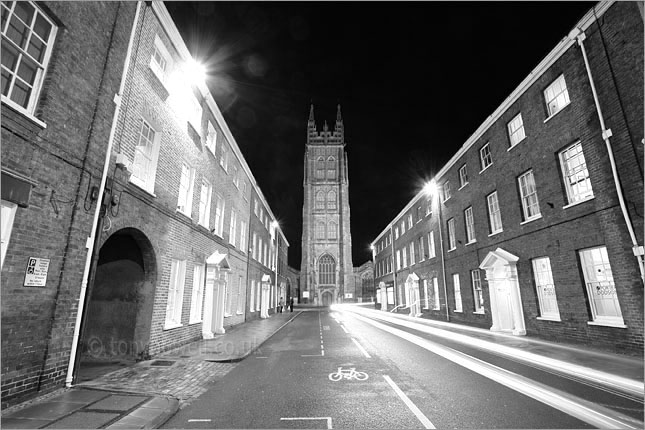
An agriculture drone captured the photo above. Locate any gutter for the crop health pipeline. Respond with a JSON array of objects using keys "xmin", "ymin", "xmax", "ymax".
[
  {"xmin": 568, "ymin": 25, "xmax": 645, "ymax": 284},
  {"xmin": 65, "ymin": 1, "xmax": 143, "ymax": 387}
]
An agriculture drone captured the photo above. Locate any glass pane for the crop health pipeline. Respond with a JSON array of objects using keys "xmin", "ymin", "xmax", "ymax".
[
  {"xmin": 6, "ymin": 16, "xmax": 29, "ymax": 48},
  {"xmin": 13, "ymin": 1, "xmax": 33, "ymax": 25},
  {"xmin": 32, "ymin": 14, "xmax": 51, "ymax": 40},
  {"xmin": 27, "ymin": 34, "xmax": 45, "ymax": 62},
  {"xmin": 1, "ymin": 2, "xmax": 12, "ymax": 30},
  {"xmin": 11, "ymin": 78, "xmax": 30, "ymax": 107},
  {"xmin": 1, "ymin": 68, "xmax": 10, "ymax": 95},
  {"xmin": 17, "ymin": 56, "xmax": 37, "ymax": 84},
  {"xmin": 1, "ymin": 40, "xmax": 19, "ymax": 69}
]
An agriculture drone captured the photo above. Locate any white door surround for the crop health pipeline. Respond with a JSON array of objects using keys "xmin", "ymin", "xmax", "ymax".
[
  {"xmin": 405, "ymin": 273, "xmax": 421, "ymax": 317},
  {"xmin": 203, "ymin": 251, "xmax": 231, "ymax": 338},
  {"xmin": 479, "ymin": 248, "xmax": 526, "ymax": 335},
  {"xmin": 260, "ymin": 274, "xmax": 271, "ymax": 319}
]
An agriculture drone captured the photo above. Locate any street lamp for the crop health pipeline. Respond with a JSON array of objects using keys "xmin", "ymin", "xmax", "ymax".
[{"xmin": 424, "ymin": 180, "xmax": 450, "ymax": 322}]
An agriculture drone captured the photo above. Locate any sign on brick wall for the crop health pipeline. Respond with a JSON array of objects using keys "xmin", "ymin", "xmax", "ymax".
[{"xmin": 23, "ymin": 257, "xmax": 50, "ymax": 287}]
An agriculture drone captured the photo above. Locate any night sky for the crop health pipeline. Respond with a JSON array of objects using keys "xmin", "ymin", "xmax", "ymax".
[{"xmin": 166, "ymin": 1, "xmax": 594, "ymax": 269}]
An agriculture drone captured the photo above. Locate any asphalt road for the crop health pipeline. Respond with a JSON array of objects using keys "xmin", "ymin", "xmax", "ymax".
[{"xmin": 163, "ymin": 308, "xmax": 642, "ymax": 429}]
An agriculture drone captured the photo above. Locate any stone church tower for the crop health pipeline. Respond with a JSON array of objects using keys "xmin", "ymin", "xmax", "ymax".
[{"xmin": 300, "ymin": 104, "xmax": 354, "ymax": 306}]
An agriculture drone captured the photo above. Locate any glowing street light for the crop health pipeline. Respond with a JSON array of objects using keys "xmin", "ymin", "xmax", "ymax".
[
  {"xmin": 423, "ymin": 179, "xmax": 449, "ymax": 321},
  {"xmin": 185, "ymin": 58, "xmax": 206, "ymax": 87}
]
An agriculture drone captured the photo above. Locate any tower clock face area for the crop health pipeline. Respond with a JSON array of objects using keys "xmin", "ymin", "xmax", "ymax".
[{"xmin": 301, "ymin": 104, "xmax": 354, "ymax": 306}]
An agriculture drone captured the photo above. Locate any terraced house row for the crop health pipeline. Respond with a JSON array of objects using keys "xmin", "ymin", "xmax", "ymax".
[
  {"xmin": 1, "ymin": 1, "xmax": 296, "ymax": 407},
  {"xmin": 371, "ymin": 1, "xmax": 643, "ymax": 355}
]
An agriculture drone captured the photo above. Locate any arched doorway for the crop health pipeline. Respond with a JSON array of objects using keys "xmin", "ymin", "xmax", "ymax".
[
  {"xmin": 78, "ymin": 228, "xmax": 156, "ymax": 381},
  {"xmin": 405, "ymin": 273, "xmax": 421, "ymax": 317},
  {"xmin": 322, "ymin": 291, "xmax": 332, "ymax": 306}
]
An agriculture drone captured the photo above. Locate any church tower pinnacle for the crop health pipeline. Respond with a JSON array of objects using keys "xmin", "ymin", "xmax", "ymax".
[{"xmin": 301, "ymin": 103, "xmax": 354, "ymax": 306}]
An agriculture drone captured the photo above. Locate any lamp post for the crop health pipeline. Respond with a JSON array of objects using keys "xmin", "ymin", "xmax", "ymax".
[
  {"xmin": 271, "ymin": 220, "xmax": 279, "ymax": 313},
  {"xmin": 370, "ymin": 244, "xmax": 376, "ymax": 305},
  {"xmin": 424, "ymin": 181, "xmax": 450, "ymax": 322}
]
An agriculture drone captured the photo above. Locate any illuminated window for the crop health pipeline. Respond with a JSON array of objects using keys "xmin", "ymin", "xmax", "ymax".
[
  {"xmin": 198, "ymin": 179, "xmax": 212, "ymax": 228},
  {"xmin": 315, "ymin": 222, "xmax": 325, "ymax": 240},
  {"xmin": 579, "ymin": 246, "xmax": 624, "ymax": 325},
  {"xmin": 229, "ymin": 209, "xmax": 237, "ymax": 247},
  {"xmin": 518, "ymin": 170, "xmax": 541, "ymax": 221},
  {"xmin": 213, "ymin": 194, "xmax": 225, "ymax": 236},
  {"xmin": 453, "ymin": 274, "xmax": 462, "ymax": 312},
  {"xmin": 206, "ymin": 122, "xmax": 217, "ymax": 154},
  {"xmin": 327, "ymin": 190, "xmax": 337, "ymax": 210},
  {"xmin": 177, "ymin": 163, "xmax": 195, "ymax": 216},
  {"xmin": 464, "ymin": 206, "xmax": 475, "ymax": 243},
  {"xmin": 1, "ymin": 199, "xmax": 17, "ymax": 268},
  {"xmin": 1, "ymin": 1, "xmax": 57, "ymax": 114},
  {"xmin": 459, "ymin": 165, "xmax": 468, "ymax": 188},
  {"xmin": 544, "ymin": 74, "xmax": 570, "ymax": 117},
  {"xmin": 328, "ymin": 221, "xmax": 337, "ymax": 240},
  {"xmin": 487, "ymin": 191, "xmax": 503, "ymax": 234},
  {"xmin": 442, "ymin": 181, "xmax": 451, "ymax": 202},
  {"xmin": 131, "ymin": 119, "xmax": 161, "ymax": 194},
  {"xmin": 189, "ymin": 264, "xmax": 205, "ymax": 324},
  {"xmin": 507, "ymin": 113, "xmax": 526, "ymax": 147},
  {"xmin": 480, "ymin": 143, "xmax": 493, "ymax": 171},
  {"xmin": 560, "ymin": 141, "xmax": 593, "ymax": 204},
  {"xmin": 447, "ymin": 218, "xmax": 456, "ymax": 250},
  {"xmin": 318, "ymin": 254, "xmax": 336, "ymax": 285},
  {"xmin": 165, "ymin": 259, "xmax": 186, "ymax": 328},
  {"xmin": 471, "ymin": 269, "xmax": 484, "ymax": 313},
  {"xmin": 315, "ymin": 191, "xmax": 325, "ymax": 210},
  {"xmin": 316, "ymin": 157, "xmax": 325, "ymax": 179},
  {"xmin": 532, "ymin": 257, "xmax": 559, "ymax": 320},
  {"xmin": 149, "ymin": 34, "xmax": 170, "ymax": 85},
  {"xmin": 327, "ymin": 156, "xmax": 336, "ymax": 179}
]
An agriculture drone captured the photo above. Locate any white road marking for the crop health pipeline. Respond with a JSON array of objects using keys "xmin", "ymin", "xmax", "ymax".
[
  {"xmin": 340, "ymin": 324, "xmax": 349, "ymax": 334},
  {"xmin": 281, "ymin": 417, "xmax": 333, "ymax": 429},
  {"xmin": 187, "ymin": 419, "xmax": 212, "ymax": 422},
  {"xmin": 356, "ymin": 314, "xmax": 643, "ymax": 430},
  {"xmin": 351, "ymin": 338, "xmax": 371, "ymax": 358},
  {"xmin": 383, "ymin": 375, "xmax": 435, "ymax": 429},
  {"xmin": 301, "ymin": 354, "xmax": 324, "ymax": 357}
]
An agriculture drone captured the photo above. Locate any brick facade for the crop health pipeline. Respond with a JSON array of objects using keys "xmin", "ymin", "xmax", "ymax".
[{"xmin": 371, "ymin": 1, "xmax": 643, "ymax": 355}]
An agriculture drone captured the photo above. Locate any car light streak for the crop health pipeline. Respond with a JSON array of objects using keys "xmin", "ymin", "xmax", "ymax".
[
  {"xmin": 353, "ymin": 313, "xmax": 643, "ymax": 430},
  {"xmin": 346, "ymin": 307, "xmax": 644, "ymax": 400}
]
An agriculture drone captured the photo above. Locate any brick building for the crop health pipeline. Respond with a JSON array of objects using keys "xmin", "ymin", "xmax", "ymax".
[
  {"xmin": 1, "ymin": 1, "xmax": 289, "ymax": 406},
  {"xmin": 1, "ymin": 1, "xmax": 137, "ymax": 406},
  {"xmin": 371, "ymin": 1, "xmax": 643, "ymax": 355},
  {"xmin": 300, "ymin": 105, "xmax": 356, "ymax": 306}
]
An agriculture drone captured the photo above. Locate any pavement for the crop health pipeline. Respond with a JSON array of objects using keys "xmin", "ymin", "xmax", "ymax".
[{"xmin": 2, "ymin": 303, "xmax": 643, "ymax": 429}]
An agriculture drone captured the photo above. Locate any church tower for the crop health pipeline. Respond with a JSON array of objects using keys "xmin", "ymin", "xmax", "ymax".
[{"xmin": 300, "ymin": 104, "xmax": 354, "ymax": 306}]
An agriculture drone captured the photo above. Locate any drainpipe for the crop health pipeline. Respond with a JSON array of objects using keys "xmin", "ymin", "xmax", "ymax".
[
  {"xmin": 389, "ymin": 224, "xmax": 397, "ymax": 310},
  {"xmin": 569, "ymin": 26, "xmax": 645, "ymax": 284},
  {"xmin": 436, "ymin": 198, "xmax": 450, "ymax": 321},
  {"xmin": 65, "ymin": 1, "xmax": 142, "ymax": 387}
]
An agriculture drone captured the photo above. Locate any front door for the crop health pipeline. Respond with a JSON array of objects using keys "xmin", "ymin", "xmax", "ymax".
[
  {"xmin": 495, "ymin": 280, "xmax": 514, "ymax": 331},
  {"xmin": 322, "ymin": 291, "xmax": 332, "ymax": 306}
]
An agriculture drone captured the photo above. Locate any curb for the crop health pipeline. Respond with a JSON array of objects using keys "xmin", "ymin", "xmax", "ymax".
[{"xmin": 106, "ymin": 396, "xmax": 179, "ymax": 429}]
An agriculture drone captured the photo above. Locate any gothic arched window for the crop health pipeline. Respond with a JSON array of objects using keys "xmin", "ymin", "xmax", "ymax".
[
  {"xmin": 315, "ymin": 191, "xmax": 325, "ymax": 210},
  {"xmin": 327, "ymin": 190, "xmax": 337, "ymax": 210},
  {"xmin": 316, "ymin": 157, "xmax": 325, "ymax": 179},
  {"xmin": 328, "ymin": 221, "xmax": 337, "ymax": 240},
  {"xmin": 315, "ymin": 222, "xmax": 325, "ymax": 240},
  {"xmin": 327, "ymin": 156, "xmax": 336, "ymax": 179},
  {"xmin": 318, "ymin": 254, "xmax": 336, "ymax": 285}
]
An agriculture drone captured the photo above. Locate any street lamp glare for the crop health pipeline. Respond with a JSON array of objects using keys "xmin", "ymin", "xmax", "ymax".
[
  {"xmin": 423, "ymin": 180, "xmax": 437, "ymax": 197},
  {"xmin": 185, "ymin": 58, "xmax": 206, "ymax": 86},
  {"xmin": 271, "ymin": 220, "xmax": 280, "ymax": 229}
]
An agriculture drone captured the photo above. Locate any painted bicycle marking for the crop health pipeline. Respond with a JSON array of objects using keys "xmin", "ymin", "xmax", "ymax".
[{"xmin": 328, "ymin": 367, "xmax": 369, "ymax": 381}]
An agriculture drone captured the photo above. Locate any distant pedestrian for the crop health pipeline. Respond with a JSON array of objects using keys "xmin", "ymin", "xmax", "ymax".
[
  {"xmin": 289, "ymin": 297, "xmax": 294, "ymax": 312},
  {"xmin": 278, "ymin": 297, "xmax": 284, "ymax": 313}
]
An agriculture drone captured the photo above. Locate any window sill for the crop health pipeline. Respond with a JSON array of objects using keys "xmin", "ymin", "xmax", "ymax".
[
  {"xmin": 587, "ymin": 320, "xmax": 627, "ymax": 329},
  {"xmin": 1, "ymin": 97, "xmax": 48, "ymax": 129},
  {"xmin": 432, "ymin": 308, "xmax": 441, "ymax": 311},
  {"xmin": 507, "ymin": 136, "xmax": 526, "ymax": 152},
  {"xmin": 129, "ymin": 180, "xmax": 157, "ymax": 198},
  {"xmin": 543, "ymin": 101, "xmax": 571, "ymax": 124},
  {"xmin": 537, "ymin": 316, "xmax": 561, "ymax": 322},
  {"xmin": 176, "ymin": 209, "xmax": 193, "ymax": 220},
  {"xmin": 466, "ymin": 240, "xmax": 477, "ymax": 246},
  {"xmin": 163, "ymin": 322, "xmax": 183, "ymax": 330},
  {"xmin": 520, "ymin": 215, "xmax": 542, "ymax": 226},
  {"xmin": 488, "ymin": 230, "xmax": 503, "ymax": 237},
  {"xmin": 236, "ymin": 311, "xmax": 244, "ymax": 315},
  {"xmin": 224, "ymin": 313, "xmax": 232, "ymax": 318},
  {"xmin": 479, "ymin": 164, "xmax": 492, "ymax": 174},
  {"xmin": 447, "ymin": 248, "xmax": 456, "ymax": 253},
  {"xmin": 458, "ymin": 183, "xmax": 469, "ymax": 191},
  {"xmin": 188, "ymin": 320, "xmax": 202, "ymax": 325},
  {"xmin": 453, "ymin": 310, "xmax": 463, "ymax": 313},
  {"xmin": 563, "ymin": 197, "xmax": 594, "ymax": 209},
  {"xmin": 473, "ymin": 310, "xmax": 485, "ymax": 315}
]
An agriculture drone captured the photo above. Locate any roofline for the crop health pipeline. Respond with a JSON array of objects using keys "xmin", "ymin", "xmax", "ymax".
[
  {"xmin": 153, "ymin": 1, "xmax": 288, "ymax": 247},
  {"xmin": 370, "ymin": 0, "xmax": 612, "ymax": 247}
]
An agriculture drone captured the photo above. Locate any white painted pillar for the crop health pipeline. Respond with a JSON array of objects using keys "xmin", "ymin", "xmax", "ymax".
[
  {"xmin": 213, "ymin": 276, "xmax": 226, "ymax": 334},
  {"xmin": 202, "ymin": 279, "xmax": 215, "ymax": 339}
]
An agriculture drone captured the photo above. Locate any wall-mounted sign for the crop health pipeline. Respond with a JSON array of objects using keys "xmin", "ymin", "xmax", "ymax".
[
  {"xmin": 302, "ymin": 291, "xmax": 309, "ymax": 298},
  {"xmin": 24, "ymin": 257, "xmax": 50, "ymax": 287},
  {"xmin": 345, "ymin": 293, "xmax": 353, "ymax": 299}
]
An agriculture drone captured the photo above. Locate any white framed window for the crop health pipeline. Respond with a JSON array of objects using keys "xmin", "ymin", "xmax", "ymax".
[
  {"xmin": 189, "ymin": 264, "xmax": 205, "ymax": 324},
  {"xmin": 394, "ymin": 226, "xmax": 399, "ymax": 239},
  {"xmin": 131, "ymin": 119, "xmax": 161, "ymax": 194},
  {"xmin": 453, "ymin": 274, "xmax": 462, "ymax": 312},
  {"xmin": 560, "ymin": 141, "xmax": 593, "ymax": 204},
  {"xmin": 418, "ymin": 236, "xmax": 425, "ymax": 261},
  {"xmin": 442, "ymin": 181, "xmax": 451, "ymax": 202},
  {"xmin": 544, "ymin": 74, "xmax": 570, "ymax": 117},
  {"xmin": 205, "ymin": 121, "xmax": 217, "ymax": 155},
  {"xmin": 225, "ymin": 275, "xmax": 233, "ymax": 317},
  {"xmin": 464, "ymin": 206, "xmax": 475, "ymax": 243},
  {"xmin": 198, "ymin": 179, "xmax": 212, "ymax": 228},
  {"xmin": 253, "ymin": 199, "xmax": 259, "ymax": 217},
  {"xmin": 428, "ymin": 231, "xmax": 436, "ymax": 259},
  {"xmin": 458, "ymin": 165, "xmax": 468, "ymax": 188},
  {"xmin": 229, "ymin": 209, "xmax": 237, "ymax": 247},
  {"xmin": 407, "ymin": 214, "xmax": 413, "ymax": 229},
  {"xmin": 242, "ymin": 181, "xmax": 248, "ymax": 200},
  {"xmin": 177, "ymin": 164, "xmax": 195, "ymax": 216},
  {"xmin": 165, "ymin": 259, "xmax": 186, "ymax": 328},
  {"xmin": 220, "ymin": 145, "xmax": 228, "ymax": 172},
  {"xmin": 213, "ymin": 194, "xmax": 225, "ymax": 236},
  {"xmin": 240, "ymin": 221, "xmax": 247, "ymax": 254},
  {"xmin": 187, "ymin": 92, "xmax": 202, "ymax": 132},
  {"xmin": 487, "ymin": 191, "xmax": 503, "ymax": 234},
  {"xmin": 480, "ymin": 143, "xmax": 493, "ymax": 171},
  {"xmin": 250, "ymin": 280, "xmax": 256, "ymax": 312},
  {"xmin": 1, "ymin": 200, "xmax": 17, "ymax": 268},
  {"xmin": 327, "ymin": 156, "xmax": 336, "ymax": 179},
  {"xmin": 233, "ymin": 166, "xmax": 239, "ymax": 188},
  {"xmin": 257, "ymin": 237, "xmax": 263, "ymax": 262},
  {"xmin": 316, "ymin": 157, "xmax": 325, "ymax": 179},
  {"xmin": 327, "ymin": 190, "xmax": 337, "ymax": 210},
  {"xmin": 256, "ymin": 277, "xmax": 261, "ymax": 311},
  {"xmin": 400, "ymin": 220, "xmax": 406, "ymax": 235},
  {"xmin": 432, "ymin": 277, "xmax": 440, "ymax": 310},
  {"xmin": 518, "ymin": 170, "xmax": 541, "ymax": 221},
  {"xmin": 402, "ymin": 246, "xmax": 407, "ymax": 268},
  {"xmin": 315, "ymin": 222, "xmax": 325, "ymax": 240},
  {"xmin": 396, "ymin": 250, "xmax": 401, "ymax": 271},
  {"xmin": 315, "ymin": 191, "xmax": 324, "ymax": 210},
  {"xmin": 531, "ymin": 257, "xmax": 560, "ymax": 320},
  {"xmin": 251, "ymin": 233, "xmax": 257, "ymax": 260},
  {"xmin": 579, "ymin": 246, "xmax": 624, "ymax": 326},
  {"xmin": 447, "ymin": 218, "xmax": 456, "ymax": 250},
  {"xmin": 236, "ymin": 275, "xmax": 244, "ymax": 314},
  {"xmin": 507, "ymin": 113, "xmax": 526, "ymax": 147},
  {"xmin": 1, "ymin": 1, "xmax": 57, "ymax": 115},
  {"xmin": 423, "ymin": 279, "xmax": 430, "ymax": 309},
  {"xmin": 471, "ymin": 269, "xmax": 484, "ymax": 313},
  {"xmin": 149, "ymin": 34, "xmax": 170, "ymax": 85},
  {"xmin": 409, "ymin": 241, "xmax": 415, "ymax": 265}
]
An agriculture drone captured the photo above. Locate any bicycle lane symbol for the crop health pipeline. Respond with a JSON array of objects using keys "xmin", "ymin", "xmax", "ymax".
[{"xmin": 328, "ymin": 366, "xmax": 369, "ymax": 381}]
